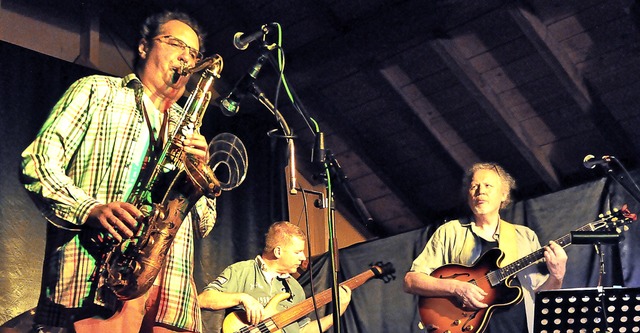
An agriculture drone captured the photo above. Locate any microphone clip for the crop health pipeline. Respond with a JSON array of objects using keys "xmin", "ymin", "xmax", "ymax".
[{"xmin": 583, "ymin": 154, "xmax": 615, "ymax": 171}]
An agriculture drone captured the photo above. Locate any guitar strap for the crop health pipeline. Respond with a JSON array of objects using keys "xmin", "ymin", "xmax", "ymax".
[
  {"xmin": 279, "ymin": 277, "xmax": 295, "ymax": 302},
  {"xmin": 496, "ymin": 219, "xmax": 519, "ymax": 267},
  {"xmin": 458, "ymin": 218, "xmax": 519, "ymax": 266}
]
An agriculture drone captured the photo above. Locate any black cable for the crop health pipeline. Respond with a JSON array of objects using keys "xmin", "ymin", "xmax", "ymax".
[{"xmin": 300, "ymin": 187, "xmax": 324, "ymax": 333}]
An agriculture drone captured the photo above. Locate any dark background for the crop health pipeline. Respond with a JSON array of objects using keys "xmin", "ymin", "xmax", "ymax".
[
  {"xmin": 2, "ymin": 41, "xmax": 640, "ymax": 332},
  {"xmin": 7, "ymin": 0, "xmax": 640, "ymax": 239}
]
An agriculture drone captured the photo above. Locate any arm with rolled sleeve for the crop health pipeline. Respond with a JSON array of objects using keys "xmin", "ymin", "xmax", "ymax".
[{"xmin": 20, "ymin": 76, "xmax": 105, "ymax": 229}]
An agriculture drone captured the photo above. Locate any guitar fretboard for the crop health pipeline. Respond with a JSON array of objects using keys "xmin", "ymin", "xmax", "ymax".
[{"xmin": 486, "ymin": 223, "xmax": 596, "ymax": 286}]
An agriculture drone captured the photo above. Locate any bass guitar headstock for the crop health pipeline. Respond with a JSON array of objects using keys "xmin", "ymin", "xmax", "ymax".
[{"xmin": 370, "ymin": 261, "xmax": 396, "ymax": 283}]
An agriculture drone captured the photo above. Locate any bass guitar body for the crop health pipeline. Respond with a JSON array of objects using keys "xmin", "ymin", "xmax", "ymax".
[
  {"xmin": 222, "ymin": 293, "xmax": 289, "ymax": 333},
  {"xmin": 418, "ymin": 249, "xmax": 522, "ymax": 333}
]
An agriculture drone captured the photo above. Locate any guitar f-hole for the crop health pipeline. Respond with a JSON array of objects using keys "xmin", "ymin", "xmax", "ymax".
[{"xmin": 438, "ymin": 272, "xmax": 471, "ymax": 280}]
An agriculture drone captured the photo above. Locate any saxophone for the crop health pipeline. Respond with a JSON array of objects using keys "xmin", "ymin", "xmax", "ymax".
[{"xmin": 100, "ymin": 54, "xmax": 243, "ymax": 300}]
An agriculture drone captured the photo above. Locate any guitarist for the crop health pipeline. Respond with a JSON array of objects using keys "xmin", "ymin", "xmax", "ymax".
[
  {"xmin": 199, "ymin": 221, "xmax": 352, "ymax": 333},
  {"xmin": 404, "ymin": 163, "xmax": 567, "ymax": 333}
]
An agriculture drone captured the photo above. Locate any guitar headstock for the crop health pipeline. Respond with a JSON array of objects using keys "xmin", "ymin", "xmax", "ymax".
[
  {"xmin": 592, "ymin": 204, "xmax": 637, "ymax": 234},
  {"xmin": 370, "ymin": 261, "xmax": 396, "ymax": 283}
]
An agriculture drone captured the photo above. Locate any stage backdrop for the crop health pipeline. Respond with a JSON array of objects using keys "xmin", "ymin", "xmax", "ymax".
[{"xmin": 2, "ymin": 41, "xmax": 640, "ymax": 332}]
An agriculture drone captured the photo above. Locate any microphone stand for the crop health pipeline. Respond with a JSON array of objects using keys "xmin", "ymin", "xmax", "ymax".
[
  {"xmin": 324, "ymin": 151, "xmax": 374, "ymax": 225},
  {"xmin": 570, "ymin": 231, "xmax": 620, "ymax": 332},
  {"xmin": 255, "ymin": 48, "xmax": 375, "ymax": 333},
  {"xmin": 248, "ymin": 80, "xmax": 343, "ymax": 331},
  {"xmin": 246, "ymin": 82, "xmax": 298, "ymax": 195},
  {"xmin": 595, "ymin": 157, "xmax": 640, "ymax": 204},
  {"xmin": 571, "ymin": 231, "xmax": 620, "ymax": 287}
]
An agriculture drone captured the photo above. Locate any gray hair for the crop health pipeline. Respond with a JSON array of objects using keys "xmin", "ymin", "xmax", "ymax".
[{"xmin": 462, "ymin": 162, "xmax": 516, "ymax": 209}]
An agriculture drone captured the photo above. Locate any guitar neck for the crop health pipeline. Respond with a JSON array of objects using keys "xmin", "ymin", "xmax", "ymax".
[
  {"xmin": 269, "ymin": 267, "xmax": 378, "ymax": 329},
  {"xmin": 491, "ymin": 223, "xmax": 594, "ymax": 284}
]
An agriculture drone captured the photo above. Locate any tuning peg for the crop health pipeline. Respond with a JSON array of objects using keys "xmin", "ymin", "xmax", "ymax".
[{"xmin": 624, "ymin": 226, "xmax": 629, "ymax": 231}]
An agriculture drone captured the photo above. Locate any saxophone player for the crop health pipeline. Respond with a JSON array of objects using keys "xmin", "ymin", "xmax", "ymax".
[{"xmin": 20, "ymin": 11, "xmax": 216, "ymax": 333}]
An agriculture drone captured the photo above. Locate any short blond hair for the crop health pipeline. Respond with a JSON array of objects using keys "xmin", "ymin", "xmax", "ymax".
[
  {"xmin": 462, "ymin": 162, "xmax": 516, "ymax": 209},
  {"xmin": 263, "ymin": 221, "xmax": 305, "ymax": 254}
]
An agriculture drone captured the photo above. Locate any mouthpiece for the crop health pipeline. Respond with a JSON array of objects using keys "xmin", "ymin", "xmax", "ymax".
[
  {"xmin": 171, "ymin": 69, "xmax": 182, "ymax": 84},
  {"xmin": 171, "ymin": 61, "xmax": 189, "ymax": 84}
]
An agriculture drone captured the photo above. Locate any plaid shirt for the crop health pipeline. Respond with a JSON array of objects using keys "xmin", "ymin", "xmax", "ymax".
[{"xmin": 20, "ymin": 73, "xmax": 216, "ymax": 332}]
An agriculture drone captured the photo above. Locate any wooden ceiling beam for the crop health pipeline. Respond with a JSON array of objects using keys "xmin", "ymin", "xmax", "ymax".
[
  {"xmin": 380, "ymin": 65, "xmax": 480, "ymax": 171},
  {"xmin": 509, "ymin": 2, "xmax": 640, "ymax": 163},
  {"xmin": 508, "ymin": 4, "xmax": 592, "ymax": 111},
  {"xmin": 429, "ymin": 37, "xmax": 561, "ymax": 190}
]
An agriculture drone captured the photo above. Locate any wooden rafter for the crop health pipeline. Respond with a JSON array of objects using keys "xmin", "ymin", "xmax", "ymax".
[
  {"xmin": 380, "ymin": 65, "xmax": 480, "ymax": 171},
  {"xmin": 429, "ymin": 37, "xmax": 561, "ymax": 190}
]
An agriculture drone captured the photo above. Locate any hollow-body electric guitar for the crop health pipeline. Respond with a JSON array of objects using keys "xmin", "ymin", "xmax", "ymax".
[
  {"xmin": 222, "ymin": 262, "xmax": 395, "ymax": 333},
  {"xmin": 418, "ymin": 206, "xmax": 636, "ymax": 333}
]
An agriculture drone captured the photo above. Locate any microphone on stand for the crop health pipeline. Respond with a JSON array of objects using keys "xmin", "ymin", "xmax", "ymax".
[
  {"xmin": 219, "ymin": 54, "xmax": 268, "ymax": 116},
  {"xmin": 583, "ymin": 154, "xmax": 614, "ymax": 169},
  {"xmin": 233, "ymin": 23, "xmax": 275, "ymax": 50},
  {"xmin": 585, "ymin": 153, "xmax": 640, "ymax": 202}
]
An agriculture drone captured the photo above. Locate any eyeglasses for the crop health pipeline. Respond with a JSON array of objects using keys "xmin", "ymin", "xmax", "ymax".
[{"xmin": 154, "ymin": 35, "xmax": 203, "ymax": 62}]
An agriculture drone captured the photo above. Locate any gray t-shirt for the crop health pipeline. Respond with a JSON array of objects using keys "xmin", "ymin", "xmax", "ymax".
[{"xmin": 205, "ymin": 256, "xmax": 309, "ymax": 333}]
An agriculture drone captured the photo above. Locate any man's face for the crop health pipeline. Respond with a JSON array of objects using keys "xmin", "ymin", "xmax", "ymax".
[
  {"xmin": 467, "ymin": 168, "xmax": 507, "ymax": 217},
  {"xmin": 277, "ymin": 236, "xmax": 307, "ymax": 274},
  {"xmin": 139, "ymin": 19, "xmax": 200, "ymax": 93}
]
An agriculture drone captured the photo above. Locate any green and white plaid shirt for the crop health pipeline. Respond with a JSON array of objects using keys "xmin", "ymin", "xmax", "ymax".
[{"xmin": 21, "ymin": 73, "xmax": 216, "ymax": 332}]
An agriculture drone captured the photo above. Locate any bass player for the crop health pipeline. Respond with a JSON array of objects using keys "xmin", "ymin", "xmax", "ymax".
[
  {"xmin": 404, "ymin": 162, "xmax": 567, "ymax": 333},
  {"xmin": 199, "ymin": 221, "xmax": 352, "ymax": 333}
]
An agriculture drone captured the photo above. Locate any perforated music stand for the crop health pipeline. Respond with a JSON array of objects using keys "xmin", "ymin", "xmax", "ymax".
[{"xmin": 534, "ymin": 287, "xmax": 640, "ymax": 333}]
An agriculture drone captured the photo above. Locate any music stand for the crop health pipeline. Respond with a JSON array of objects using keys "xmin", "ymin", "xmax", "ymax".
[{"xmin": 534, "ymin": 287, "xmax": 640, "ymax": 333}]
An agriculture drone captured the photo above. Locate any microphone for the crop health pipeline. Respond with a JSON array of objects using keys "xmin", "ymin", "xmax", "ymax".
[
  {"xmin": 233, "ymin": 23, "xmax": 274, "ymax": 51},
  {"xmin": 219, "ymin": 54, "xmax": 268, "ymax": 116},
  {"xmin": 311, "ymin": 132, "xmax": 326, "ymax": 164},
  {"xmin": 583, "ymin": 154, "xmax": 614, "ymax": 169}
]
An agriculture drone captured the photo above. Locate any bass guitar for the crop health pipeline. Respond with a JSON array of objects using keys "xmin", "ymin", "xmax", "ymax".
[
  {"xmin": 418, "ymin": 206, "xmax": 636, "ymax": 333},
  {"xmin": 222, "ymin": 262, "xmax": 395, "ymax": 333}
]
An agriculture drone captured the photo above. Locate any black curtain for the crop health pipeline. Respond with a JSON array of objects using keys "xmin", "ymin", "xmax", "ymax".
[
  {"xmin": 2, "ymin": 41, "xmax": 640, "ymax": 333},
  {"xmin": 295, "ymin": 177, "xmax": 640, "ymax": 333}
]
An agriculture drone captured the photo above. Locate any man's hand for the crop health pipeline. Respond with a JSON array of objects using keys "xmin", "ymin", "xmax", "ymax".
[
  {"xmin": 86, "ymin": 202, "xmax": 142, "ymax": 242},
  {"xmin": 338, "ymin": 285, "xmax": 352, "ymax": 315},
  {"xmin": 544, "ymin": 240, "xmax": 567, "ymax": 281},
  {"xmin": 239, "ymin": 294, "xmax": 265, "ymax": 325},
  {"xmin": 183, "ymin": 133, "xmax": 209, "ymax": 162},
  {"xmin": 453, "ymin": 280, "xmax": 488, "ymax": 310}
]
